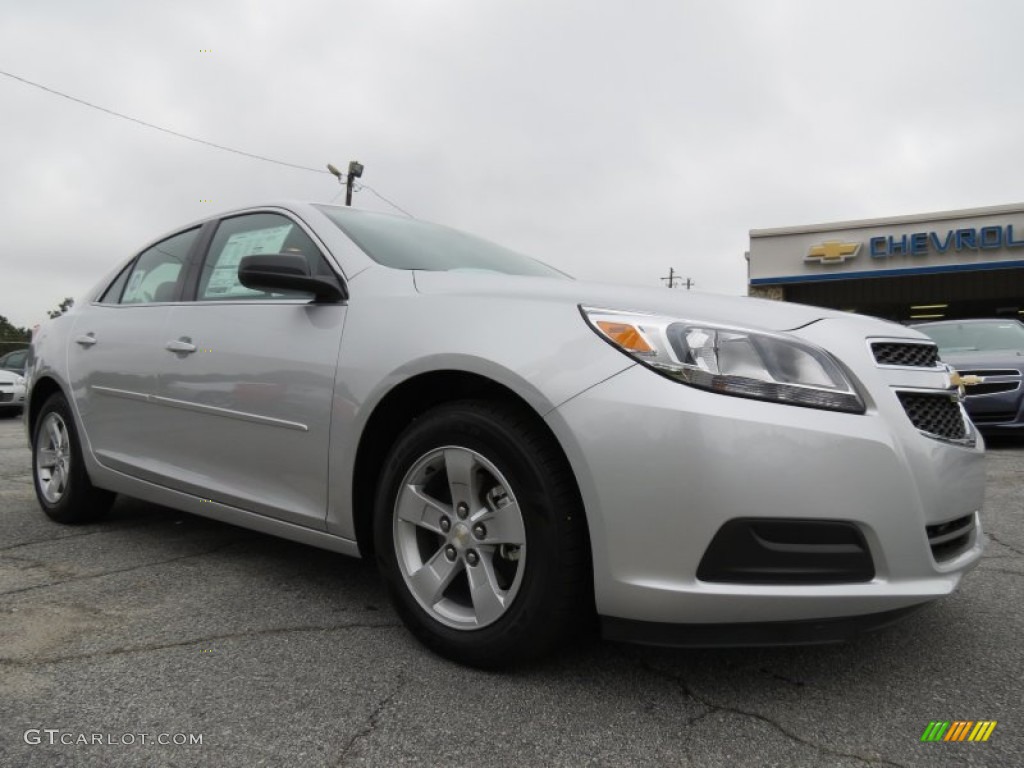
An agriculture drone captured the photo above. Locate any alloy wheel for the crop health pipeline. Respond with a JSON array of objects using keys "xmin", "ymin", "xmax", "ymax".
[
  {"xmin": 36, "ymin": 412, "xmax": 72, "ymax": 504},
  {"xmin": 392, "ymin": 446, "xmax": 527, "ymax": 630}
]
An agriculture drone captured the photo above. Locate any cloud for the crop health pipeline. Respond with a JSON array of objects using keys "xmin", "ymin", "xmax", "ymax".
[{"xmin": 3, "ymin": 0, "xmax": 1024, "ymax": 324}]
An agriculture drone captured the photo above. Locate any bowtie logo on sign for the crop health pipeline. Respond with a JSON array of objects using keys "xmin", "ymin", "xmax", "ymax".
[{"xmin": 805, "ymin": 240, "xmax": 861, "ymax": 264}]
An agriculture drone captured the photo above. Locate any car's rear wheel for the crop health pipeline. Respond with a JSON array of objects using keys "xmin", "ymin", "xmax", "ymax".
[
  {"xmin": 32, "ymin": 392, "xmax": 114, "ymax": 524},
  {"xmin": 374, "ymin": 400, "xmax": 590, "ymax": 667}
]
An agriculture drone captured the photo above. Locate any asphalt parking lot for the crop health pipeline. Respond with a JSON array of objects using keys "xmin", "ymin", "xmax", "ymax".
[{"xmin": 0, "ymin": 413, "xmax": 1021, "ymax": 768}]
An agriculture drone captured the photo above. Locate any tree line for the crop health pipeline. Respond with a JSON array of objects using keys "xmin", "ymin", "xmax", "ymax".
[{"xmin": 0, "ymin": 297, "xmax": 76, "ymax": 345}]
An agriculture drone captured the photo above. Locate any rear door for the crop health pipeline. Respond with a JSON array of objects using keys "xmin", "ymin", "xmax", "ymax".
[
  {"xmin": 68, "ymin": 227, "xmax": 201, "ymax": 476},
  {"xmin": 151, "ymin": 211, "xmax": 346, "ymax": 529}
]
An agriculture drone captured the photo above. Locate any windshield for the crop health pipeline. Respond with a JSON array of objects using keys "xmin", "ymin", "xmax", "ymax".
[
  {"xmin": 315, "ymin": 206, "xmax": 569, "ymax": 279},
  {"xmin": 917, "ymin": 320, "xmax": 1024, "ymax": 353}
]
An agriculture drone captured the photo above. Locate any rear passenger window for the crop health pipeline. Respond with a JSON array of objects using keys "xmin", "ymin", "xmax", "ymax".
[
  {"xmin": 119, "ymin": 228, "xmax": 199, "ymax": 305},
  {"xmin": 98, "ymin": 263, "xmax": 132, "ymax": 304},
  {"xmin": 198, "ymin": 213, "xmax": 330, "ymax": 301}
]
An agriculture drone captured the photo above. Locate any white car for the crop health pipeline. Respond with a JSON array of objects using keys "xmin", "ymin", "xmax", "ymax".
[
  {"xmin": 25, "ymin": 202, "xmax": 985, "ymax": 666},
  {"xmin": 0, "ymin": 368, "xmax": 26, "ymax": 415}
]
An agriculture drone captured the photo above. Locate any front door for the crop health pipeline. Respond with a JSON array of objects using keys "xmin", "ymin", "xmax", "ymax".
[{"xmin": 151, "ymin": 212, "xmax": 346, "ymax": 529}]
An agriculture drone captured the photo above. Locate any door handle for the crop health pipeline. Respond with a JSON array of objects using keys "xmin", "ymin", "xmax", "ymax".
[
  {"xmin": 74, "ymin": 334, "xmax": 97, "ymax": 347},
  {"xmin": 165, "ymin": 338, "xmax": 197, "ymax": 354}
]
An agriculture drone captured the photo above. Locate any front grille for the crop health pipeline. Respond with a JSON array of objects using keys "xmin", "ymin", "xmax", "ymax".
[
  {"xmin": 896, "ymin": 392, "xmax": 968, "ymax": 440},
  {"xmin": 971, "ymin": 410, "xmax": 1018, "ymax": 424},
  {"xmin": 926, "ymin": 514, "xmax": 975, "ymax": 562},
  {"xmin": 958, "ymin": 369, "xmax": 1021, "ymax": 378},
  {"xmin": 966, "ymin": 382, "xmax": 1020, "ymax": 397},
  {"xmin": 871, "ymin": 342, "xmax": 939, "ymax": 368},
  {"xmin": 0, "ymin": 393, "xmax": 11, "ymax": 403}
]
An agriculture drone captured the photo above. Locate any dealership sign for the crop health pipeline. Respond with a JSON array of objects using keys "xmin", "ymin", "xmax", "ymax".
[
  {"xmin": 750, "ymin": 205, "xmax": 1024, "ymax": 285},
  {"xmin": 807, "ymin": 224, "xmax": 1024, "ymax": 264},
  {"xmin": 869, "ymin": 224, "xmax": 1024, "ymax": 258}
]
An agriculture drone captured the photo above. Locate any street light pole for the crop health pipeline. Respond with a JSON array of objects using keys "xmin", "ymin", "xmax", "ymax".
[
  {"xmin": 346, "ymin": 160, "xmax": 364, "ymax": 207},
  {"xmin": 327, "ymin": 161, "xmax": 364, "ymax": 207}
]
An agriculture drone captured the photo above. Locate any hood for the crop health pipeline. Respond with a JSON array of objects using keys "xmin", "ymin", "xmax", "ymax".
[
  {"xmin": 412, "ymin": 270, "xmax": 904, "ymax": 335},
  {"xmin": 934, "ymin": 348, "xmax": 1024, "ymax": 369}
]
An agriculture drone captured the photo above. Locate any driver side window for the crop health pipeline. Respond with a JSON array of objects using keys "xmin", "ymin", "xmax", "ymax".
[
  {"xmin": 119, "ymin": 228, "xmax": 199, "ymax": 305},
  {"xmin": 197, "ymin": 213, "xmax": 331, "ymax": 301}
]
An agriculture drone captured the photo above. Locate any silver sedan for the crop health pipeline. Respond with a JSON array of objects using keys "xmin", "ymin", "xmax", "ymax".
[
  {"xmin": 0, "ymin": 368, "xmax": 26, "ymax": 415},
  {"xmin": 26, "ymin": 202, "xmax": 985, "ymax": 666}
]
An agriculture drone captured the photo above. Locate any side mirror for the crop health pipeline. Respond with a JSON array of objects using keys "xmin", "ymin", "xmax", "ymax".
[{"xmin": 237, "ymin": 254, "xmax": 347, "ymax": 303}]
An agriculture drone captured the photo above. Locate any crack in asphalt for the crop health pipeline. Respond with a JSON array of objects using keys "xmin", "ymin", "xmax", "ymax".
[
  {"xmin": 760, "ymin": 668, "xmax": 808, "ymax": 687},
  {"xmin": 0, "ymin": 622, "xmax": 400, "ymax": 667},
  {"xmin": 0, "ymin": 520, "xmax": 163, "ymax": 553},
  {"xmin": 681, "ymin": 706, "xmax": 715, "ymax": 728},
  {"xmin": 621, "ymin": 652, "xmax": 910, "ymax": 768},
  {"xmin": 333, "ymin": 671, "xmax": 408, "ymax": 767},
  {"xmin": 0, "ymin": 552, "xmax": 47, "ymax": 570},
  {"xmin": 977, "ymin": 565, "xmax": 1024, "ymax": 578},
  {"xmin": 0, "ymin": 539, "xmax": 243, "ymax": 597},
  {"xmin": 986, "ymin": 531, "xmax": 1024, "ymax": 557}
]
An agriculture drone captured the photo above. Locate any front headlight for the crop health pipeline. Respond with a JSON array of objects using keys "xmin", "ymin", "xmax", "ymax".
[
  {"xmin": 582, "ymin": 306, "xmax": 865, "ymax": 413},
  {"xmin": 15, "ymin": 376, "xmax": 26, "ymax": 386}
]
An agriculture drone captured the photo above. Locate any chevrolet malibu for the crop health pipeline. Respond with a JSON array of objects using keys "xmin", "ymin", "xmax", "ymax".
[
  {"xmin": 26, "ymin": 202, "xmax": 985, "ymax": 666},
  {"xmin": 0, "ymin": 368, "xmax": 26, "ymax": 414},
  {"xmin": 914, "ymin": 318, "xmax": 1024, "ymax": 433}
]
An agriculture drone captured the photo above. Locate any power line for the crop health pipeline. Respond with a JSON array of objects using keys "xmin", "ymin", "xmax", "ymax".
[
  {"xmin": 2, "ymin": 68, "xmax": 416, "ymax": 218},
  {"xmin": 355, "ymin": 183, "xmax": 415, "ymax": 218},
  {"xmin": 0, "ymin": 68, "xmax": 329, "ymax": 175}
]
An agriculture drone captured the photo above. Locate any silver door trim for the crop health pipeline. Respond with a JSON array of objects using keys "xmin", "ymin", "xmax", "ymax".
[
  {"xmin": 92, "ymin": 385, "xmax": 150, "ymax": 403},
  {"xmin": 92, "ymin": 385, "xmax": 308, "ymax": 431}
]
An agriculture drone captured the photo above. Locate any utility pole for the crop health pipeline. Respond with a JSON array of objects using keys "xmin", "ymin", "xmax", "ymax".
[{"xmin": 661, "ymin": 268, "xmax": 695, "ymax": 289}]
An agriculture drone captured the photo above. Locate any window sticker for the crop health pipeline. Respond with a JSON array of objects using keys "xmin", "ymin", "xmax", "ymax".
[
  {"xmin": 206, "ymin": 224, "xmax": 293, "ymax": 297},
  {"xmin": 125, "ymin": 269, "xmax": 147, "ymax": 298}
]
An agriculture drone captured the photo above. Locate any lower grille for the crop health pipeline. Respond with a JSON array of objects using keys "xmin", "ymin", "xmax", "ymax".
[
  {"xmin": 697, "ymin": 518, "xmax": 874, "ymax": 584},
  {"xmin": 926, "ymin": 514, "xmax": 975, "ymax": 562},
  {"xmin": 971, "ymin": 410, "xmax": 1019, "ymax": 424},
  {"xmin": 0, "ymin": 392, "xmax": 12, "ymax": 403},
  {"xmin": 897, "ymin": 392, "xmax": 968, "ymax": 440},
  {"xmin": 965, "ymin": 382, "xmax": 1020, "ymax": 396}
]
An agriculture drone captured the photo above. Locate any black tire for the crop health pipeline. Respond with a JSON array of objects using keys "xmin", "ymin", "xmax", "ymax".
[
  {"xmin": 32, "ymin": 392, "xmax": 115, "ymax": 524},
  {"xmin": 374, "ymin": 400, "xmax": 591, "ymax": 668}
]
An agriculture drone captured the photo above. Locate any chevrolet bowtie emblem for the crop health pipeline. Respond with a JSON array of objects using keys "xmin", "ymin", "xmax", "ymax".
[
  {"xmin": 950, "ymin": 371, "xmax": 984, "ymax": 389},
  {"xmin": 806, "ymin": 240, "xmax": 861, "ymax": 264}
]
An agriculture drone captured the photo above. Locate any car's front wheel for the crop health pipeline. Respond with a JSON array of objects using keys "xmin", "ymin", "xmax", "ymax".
[
  {"xmin": 32, "ymin": 392, "xmax": 114, "ymax": 524},
  {"xmin": 374, "ymin": 400, "xmax": 590, "ymax": 667}
]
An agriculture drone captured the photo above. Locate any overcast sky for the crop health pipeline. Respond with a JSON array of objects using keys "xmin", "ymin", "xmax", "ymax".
[{"xmin": 3, "ymin": 0, "xmax": 1024, "ymax": 328}]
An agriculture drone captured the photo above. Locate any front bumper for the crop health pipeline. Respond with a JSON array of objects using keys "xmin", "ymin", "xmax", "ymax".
[
  {"xmin": 546, "ymin": 362, "xmax": 985, "ymax": 629},
  {"xmin": 963, "ymin": 388, "xmax": 1024, "ymax": 431},
  {"xmin": 602, "ymin": 605, "xmax": 927, "ymax": 648},
  {"xmin": 0, "ymin": 384, "xmax": 25, "ymax": 409}
]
